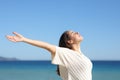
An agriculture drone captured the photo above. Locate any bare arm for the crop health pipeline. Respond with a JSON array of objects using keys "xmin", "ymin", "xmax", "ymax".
[{"xmin": 6, "ymin": 32, "xmax": 56, "ymax": 55}]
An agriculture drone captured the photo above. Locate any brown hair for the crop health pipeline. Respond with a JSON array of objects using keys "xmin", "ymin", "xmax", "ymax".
[{"xmin": 57, "ymin": 30, "xmax": 72, "ymax": 76}]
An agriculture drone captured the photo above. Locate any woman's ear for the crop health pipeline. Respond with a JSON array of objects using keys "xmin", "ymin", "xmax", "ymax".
[{"xmin": 67, "ymin": 40, "xmax": 73, "ymax": 44}]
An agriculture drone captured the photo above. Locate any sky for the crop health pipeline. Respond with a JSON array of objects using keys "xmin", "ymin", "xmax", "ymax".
[{"xmin": 0, "ymin": 0, "xmax": 120, "ymax": 60}]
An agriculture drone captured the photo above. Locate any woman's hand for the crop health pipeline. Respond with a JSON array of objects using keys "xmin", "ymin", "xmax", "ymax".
[{"xmin": 6, "ymin": 32, "xmax": 25, "ymax": 42}]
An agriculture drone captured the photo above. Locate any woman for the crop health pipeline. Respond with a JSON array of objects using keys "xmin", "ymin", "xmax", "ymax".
[{"xmin": 6, "ymin": 30, "xmax": 92, "ymax": 80}]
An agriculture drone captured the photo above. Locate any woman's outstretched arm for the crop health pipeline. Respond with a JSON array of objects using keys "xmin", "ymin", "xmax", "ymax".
[{"xmin": 6, "ymin": 32, "xmax": 56, "ymax": 55}]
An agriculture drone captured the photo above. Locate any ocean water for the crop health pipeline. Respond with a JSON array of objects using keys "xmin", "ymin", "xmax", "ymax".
[
  {"xmin": 0, "ymin": 61, "xmax": 120, "ymax": 80},
  {"xmin": 92, "ymin": 61, "xmax": 120, "ymax": 80}
]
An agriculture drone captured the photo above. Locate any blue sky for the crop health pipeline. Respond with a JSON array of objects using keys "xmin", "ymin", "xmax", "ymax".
[{"xmin": 0, "ymin": 0, "xmax": 120, "ymax": 60}]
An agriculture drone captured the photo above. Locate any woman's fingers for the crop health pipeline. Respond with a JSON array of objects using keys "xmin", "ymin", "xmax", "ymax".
[
  {"xmin": 13, "ymin": 32, "xmax": 22, "ymax": 37},
  {"xmin": 6, "ymin": 32, "xmax": 24, "ymax": 42},
  {"xmin": 6, "ymin": 35, "xmax": 16, "ymax": 42}
]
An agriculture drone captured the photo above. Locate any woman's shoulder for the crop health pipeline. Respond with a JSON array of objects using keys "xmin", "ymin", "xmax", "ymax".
[
  {"xmin": 56, "ymin": 46, "xmax": 70, "ymax": 50},
  {"xmin": 56, "ymin": 46, "xmax": 75, "ymax": 53}
]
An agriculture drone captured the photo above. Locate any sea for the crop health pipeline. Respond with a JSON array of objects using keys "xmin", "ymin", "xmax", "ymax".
[{"xmin": 0, "ymin": 61, "xmax": 120, "ymax": 80}]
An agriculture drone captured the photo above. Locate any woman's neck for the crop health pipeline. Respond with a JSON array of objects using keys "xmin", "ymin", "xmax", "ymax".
[{"xmin": 72, "ymin": 44, "xmax": 81, "ymax": 53}]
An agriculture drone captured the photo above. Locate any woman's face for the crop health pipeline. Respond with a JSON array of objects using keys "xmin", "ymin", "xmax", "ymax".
[{"xmin": 68, "ymin": 31, "xmax": 83, "ymax": 44}]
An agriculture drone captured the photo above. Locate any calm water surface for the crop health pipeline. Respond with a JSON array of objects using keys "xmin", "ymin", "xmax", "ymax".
[{"xmin": 0, "ymin": 61, "xmax": 120, "ymax": 80}]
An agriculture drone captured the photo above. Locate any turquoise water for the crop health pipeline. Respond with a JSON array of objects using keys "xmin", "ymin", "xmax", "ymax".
[
  {"xmin": 92, "ymin": 61, "xmax": 120, "ymax": 80},
  {"xmin": 0, "ymin": 61, "xmax": 120, "ymax": 80}
]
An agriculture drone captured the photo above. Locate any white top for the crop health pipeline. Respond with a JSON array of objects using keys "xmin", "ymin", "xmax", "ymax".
[{"xmin": 52, "ymin": 47, "xmax": 92, "ymax": 80}]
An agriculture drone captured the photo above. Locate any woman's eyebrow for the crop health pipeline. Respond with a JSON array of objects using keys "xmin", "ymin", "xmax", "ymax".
[
  {"xmin": 72, "ymin": 31, "xmax": 75, "ymax": 34},
  {"xmin": 70, "ymin": 32, "xmax": 74, "ymax": 35}
]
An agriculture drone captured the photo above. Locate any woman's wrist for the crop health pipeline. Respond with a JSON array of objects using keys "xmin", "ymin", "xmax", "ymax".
[{"xmin": 22, "ymin": 37, "xmax": 28, "ymax": 42}]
